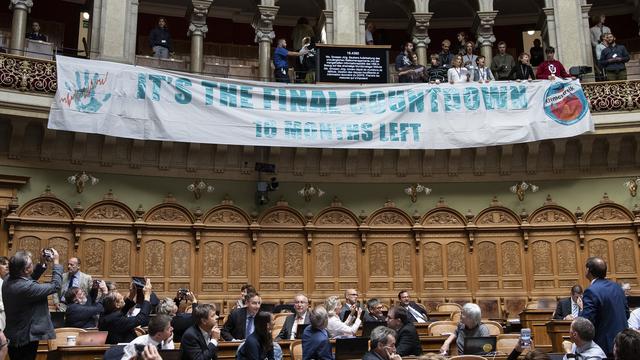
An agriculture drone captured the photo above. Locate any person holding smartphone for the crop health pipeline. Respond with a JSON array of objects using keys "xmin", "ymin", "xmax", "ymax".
[{"xmin": 99, "ymin": 278, "xmax": 153, "ymax": 344}]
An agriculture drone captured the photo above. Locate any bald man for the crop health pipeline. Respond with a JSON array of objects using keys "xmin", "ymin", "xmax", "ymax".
[{"xmin": 53, "ymin": 257, "xmax": 92, "ymax": 311}]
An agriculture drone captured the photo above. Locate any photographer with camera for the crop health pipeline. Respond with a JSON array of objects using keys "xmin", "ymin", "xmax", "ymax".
[
  {"xmin": 170, "ymin": 289, "xmax": 198, "ymax": 342},
  {"xmin": 99, "ymin": 278, "xmax": 153, "ymax": 344},
  {"xmin": 3, "ymin": 248, "xmax": 62, "ymax": 360},
  {"xmin": 53, "ymin": 257, "xmax": 92, "ymax": 311},
  {"xmin": 64, "ymin": 280, "xmax": 108, "ymax": 328}
]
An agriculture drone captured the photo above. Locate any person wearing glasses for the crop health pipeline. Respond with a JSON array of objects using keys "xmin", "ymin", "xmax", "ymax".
[
  {"xmin": 364, "ymin": 298, "xmax": 386, "ymax": 322},
  {"xmin": 275, "ymin": 293, "xmax": 310, "ymax": 341},
  {"xmin": 338, "ymin": 289, "xmax": 366, "ymax": 321}
]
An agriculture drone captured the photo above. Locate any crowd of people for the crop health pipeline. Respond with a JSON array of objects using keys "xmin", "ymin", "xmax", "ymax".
[{"xmin": 1, "ymin": 249, "xmax": 640, "ymax": 360}]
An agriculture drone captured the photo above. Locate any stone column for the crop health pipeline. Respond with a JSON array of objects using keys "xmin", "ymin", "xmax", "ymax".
[
  {"xmin": 580, "ymin": 4, "xmax": 594, "ymax": 76},
  {"xmin": 9, "ymin": 0, "xmax": 33, "ymax": 56},
  {"xmin": 188, "ymin": 0, "xmax": 212, "ymax": 74},
  {"xmin": 412, "ymin": 12, "xmax": 433, "ymax": 67},
  {"xmin": 254, "ymin": 5, "xmax": 278, "ymax": 81},
  {"xmin": 322, "ymin": 10, "xmax": 335, "ymax": 44},
  {"xmin": 91, "ymin": 0, "xmax": 139, "ymax": 64},
  {"xmin": 473, "ymin": 11, "xmax": 498, "ymax": 66},
  {"xmin": 541, "ymin": 8, "xmax": 558, "ymax": 54},
  {"xmin": 358, "ymin": 11, "xmax": 369, "ymax": 45}
]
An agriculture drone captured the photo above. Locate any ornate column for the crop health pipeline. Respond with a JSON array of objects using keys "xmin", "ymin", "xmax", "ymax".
[
  {"xmin": 254, "ymin": 5, "xmax": 278, "ymax": 82},
  {"xmin": 541, "ymin": 8, "xmax": 557, "ymax": 51},
  {"xmin": 322, "ymin": 10, "xmax": 335, "ymax": 44},
  {"xmin": 9, "ymin": 0, "xmax": 33, "ymax": 56},
  {"xmin": 580, "ymin": 4, "xmax": 594, "ymax": 69},
  {"xmin": 473, "ymin": 11, "xmax": 498, "ymax": 65},
  {"xmin": 358, "ymin": 11, "xmax": 369, "ymax": 45},
  {"xmin": 188, "ymin": 0, "xmax": 212, "ymax": 74},
  {"xmin": 412, "ymin": 12, "xmax": 433, "ymax": 67}
]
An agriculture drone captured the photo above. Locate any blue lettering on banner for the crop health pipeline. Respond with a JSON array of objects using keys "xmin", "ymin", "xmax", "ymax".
[{"xmin": 175, "ymin": 78, "xmax": 192, "ymax": 104}]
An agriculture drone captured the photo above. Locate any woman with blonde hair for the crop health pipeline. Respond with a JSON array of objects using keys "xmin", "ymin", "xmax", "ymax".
[{"xmin": 324, "ymin": 295, "xmax": 361, "ymax": 338}]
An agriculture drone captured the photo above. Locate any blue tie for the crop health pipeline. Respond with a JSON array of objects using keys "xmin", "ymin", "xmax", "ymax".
[{"xmin": 246, "ymin": 316, "xmax": 254, "ymax": 337}]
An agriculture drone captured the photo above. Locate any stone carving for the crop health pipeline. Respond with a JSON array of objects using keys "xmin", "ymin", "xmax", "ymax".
[
  {"xmin": 315, "ymin": 242, "xmax": 333, "ymax": 276},
  {"xmin": 229, "ymin": 242, "xmax": 248, "ymax": 276},
  {"xmin": 262, "ymin": 211, "xmax": 302, "ymax": 225},
  {"xmin": 423, "ymin": 242, "xmax": 442, "ymax": 276},
  {"xmin": 447, "ymin": 242, "xmax": 466, "ymax": 275},
  {"xmin": 424, "ymin": 211, "xmax": 462, "ymax": 225},
  {"xmin": 111, "ymin": 239, "xmax": 131, "ymax": 275},
  {"xmin": 532, "ymin": 241, "xmax": 553, "ymax": 274},
  {"xmin": 49, "ymin": 237, "xmax": 69, "ymax": 263},
  {"xmin": 339, "ymin": 243, "xmax": 357, "ymax": 275},
  {"xmin": 587, "ymin": 207, "xmax": 631, "ymax": 222},
  {"xmin": 502, "ymin": 241, "xmax": 522, "ymax": 275},
  {"xmin": 316, "ymin": 211, "xmax": 356, "ymax": 225},
  {"xmin": 19, "ymin": 236, "xmax": 40, "ymax": 257},
  {"xmin": 205, "ymin": 209, "xmax": 245, "ymax": 224},
  {"xmin": 369, "ymin": 243, "xmax": 388, "ymax": 276},
  {"xmin": 147, "ymin": 208, "xmax": 190, "ymax": 223},
  {"xmin": 203, "ymin": 241, "xmax": 223, "ymax": 276},
  {"xmin": 393, "ymin": 243, "xmax": 412, "ymax": 276},
  {"xmin": 260, "ymin": 242, "xmax": 279, "ymax": 276},
  {"xmin": 86, "ymin": 205, "xmax": 132, "ymax": 222},
  {"xmin": 531, "ymin": 209, "xmax": 571, "ymax": 223},
  {"xmin": 477, "ymin": 242, "xmax": 497, "ymax": 275},
  {"xmin": 23, "ymin": 202, "xmax": 68, "ymax": 219},
  {"xmin": 588, "ymin": 238, "xmax": 609, "ymax": 262},
  {"xmin": 477, "ymin": 210, "xmax": 516, "ymax": 225},
  {"xmin": 145, "ymin": 240, "xmax": 165, "ymax": 275},
  {"xmin": 370, "ymin": 212, "xmax": 410, "ymax": 226},
  {"xmin": 557, "ymin": 240, "xmax": 577, "ymax": 274},
  {"xmin": 83, "ymin": 238, "xmax": 105, "ymax": 274},
  {"xmin": 171, "ymin": 241, "xmax": 190, "ymax": 276},
  {"xmin": 614, "ymin": 238, "xmax": 636, "ymax": 273},
  {"xmin": 284, "ymin": 242, "xmax": 303, "ymax": 276}
]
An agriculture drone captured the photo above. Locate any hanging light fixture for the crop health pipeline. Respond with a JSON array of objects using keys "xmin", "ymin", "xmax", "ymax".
[
  {"xmin": 624, "ymin": 177, "xmax": 640, "ymax": 197},
  {"xmin": 187, "ymin": 179, "xmax": 214, "ymax": 199},
  {"xmin": 298, "ymin": 183, "xmax": 325, "ymax": 202},
  {"xmin": 510, "ymin": 181, "xmax": 539, "ymax": 201},
  {"xmin": 404, "ymin": 183, "xmax": 432, "ymax": 203},
  {"xmin": 67, "ymin": 171, "xmax": 99, "ymax": 193}
]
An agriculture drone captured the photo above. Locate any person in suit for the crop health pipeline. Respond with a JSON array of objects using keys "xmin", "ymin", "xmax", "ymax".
[
  {"xmin": 364, "ymin": 298, "xmax": 386, "ymax": 322},
  {"xmin": 53, "ymin": 257, "xmax": 92, "ymax": 311},
  {"xmin": 302, "ymin": 305, "xmax": 333, "ymax": 360},
  {"xmin": 386, "ymin": 306, "xmax": 421, "ymax": 356},
  {"xmin": 553, "ymin": 285, "xmax": 583, "ymax": 320},
  {"xmin": 99, "ymin": 279, "xmax": 153, "ymax": 344},
  {"xmin": 164, "ymin": 291, "xmax": 198, "ymax": 343},
  {"xmin": 3, "ymin": 248, "xmax": 62, "ymax": 360},
  {"xmin": 338, "ymin": 288, "xmax": 362, "ymax": 320},
  {"xmin": 221, "ymin": 292, "xmax": 261, "ymax": 341},
  {"xmin": 26, "ymin": 22, "xmax": 47, "ymax": 42},
  {"xmin": 362, "ymin": 326, "xmax": 402, "ymax": 360},
  {"xmin": 64, "ymin": 280, "xmax": 108, "ymax": 328},
  {"xmin": 561, "ymin": 317, "xmax": 606, "ymax": 359},
  {"xmin": 397, "ymin": 290, "xmax": 429, "ymax": 323},
  {"xmin": 236, "ymin": 311, "xmax": 282, "ymax": 360},
  {"xmin": 180, "ymin": 303, "xmax": 220, "ymax": 360},
  {"xmin": 580, "ymin": 256, "xmax": 629, "ymax": 356},
  {"xmin": 275, "ymin": 293, "xmax": 310, "ymax": 340}
]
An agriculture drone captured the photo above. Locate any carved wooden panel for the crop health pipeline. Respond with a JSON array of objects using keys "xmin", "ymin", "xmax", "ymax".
[
  {"xmin": 260, "ymin": 242, "xmax": 279, "ymax": 276},
  {"xmin": 315, "ymin": 210, "xmax": 357, "ymax": 225},
  {"xmin": 83, "ymin": 238, "xmax": 105, "ymax": 274},
  {"xmin": 171, "ymin": 240, "xmax": 190, "ymax": 276},
  {"xmin": 557, "ymin": 239, "xmax": 578, "ymax": 274},
  {"xmin": 530, "ymin": 209, "xmax": 572, "ymax": 224},
  {"xmin": 48, "ymin": 237, "xmax": 70, "ymax": 263},
  {"xmin": 203, "ymin": 241, "xmax": 223, "ymax": 276},
  {"xmin": 145, "ymin": 240, "xmax": 165, "ymax": 275},
  {"xmin": 110, "ymin": 239, "xmax": 131, "ymax": 275},
  {"xmin": 532, "ymin": 241, "xmax": 553, "ymax": 275},
  {"xmin": 204, "ymin": 209, "xmax": 247, "ymax": 224},
  {"xmin": 18, "ymin": 235, "xmax": 41, "ymax": 257},
  {"xmin": 85, "ymin": 204, "xmax": 133, "ymax": 222},
  {"xmin": 476, "ymin": 210, "xmax": 518, "ymax": 225},
  {"xmin": 586, "ymin": 205, "xmax": 632, "ymax": 222},
  {"xmin": 21, "ymin": 201, "xmax": 71, "ymax": 219},
  {"xmin": 423, "ymin": 211, "xmax": 464, "ymax": 226},
  {"xmin": 501, "ymin": 241, "xmax": 522, "ymax": 275},
  {"xmin": 369, "ymin": 242, "xmax": 389, "ymax": 276},
  {"xmin": 369, "ymin": 211, "xmax": 411, "ymax": 226},
  {"xmin": 338, "ymin": 243, "xmax": 357, "ymax": 276},
  {"xmin": 477, "ymin": 242, "xmax": 497, "ymax": 275},
  {"xmin": 146, "ymin": 206, "xmax": 191, "ymax": 224},
  {"xmin": 315, "ymin": 242, "xmax": 333, "ymax": 276},
  {"xmin": 588, "ymin": 238, "xmax": 610, "ymax": 263},
  {"xmin": 447, "ymin": 242, "xmax": 466, "ymax": 276},
  {"xmin": 393, "ymin": 242, "xmax": 412, "ymax": 276},
  {"xmin": 613, "ymin": 238, "xmax": 636, "ymax": 273},
  {"xmin": 261, "ymin": 210, "xmax": 303, "ymax": 226},
  {"xmin": 424, "ymin": 242, "xmax": 443, "ymax": 276},
  {"xmin": 228, "ymin": 241, "xmax": 248, "ymax": 276},
  {"xmin": 284, "ymin": 242, "xmax": 303, "ymax": 277}
]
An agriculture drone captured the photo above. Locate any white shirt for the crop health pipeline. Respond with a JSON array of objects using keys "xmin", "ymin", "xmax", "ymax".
[
  {"xmin": 327, "ymin": 314, "xmax": 361, "ymax": 338},
  {"xmin": 0, "ymin": 277, "xmax": 4, "ymax": 331},
  {"xmin": 121, "ymin": 334, "xmax": 174, "ymax": 360},
  {"xmin": 448, "ymin": 67, "xmax": 469, "ymax": 84},
  {"xmin": 289, "ymin": 313, "xmax": 307, "ymax": 340},
  {"xmin": 590, "ymin": 24, "xmax": 611, "ymax": 47},
  {"xmin": 628, "ymin": 308, "xmax": 640, "ymax": 329}
]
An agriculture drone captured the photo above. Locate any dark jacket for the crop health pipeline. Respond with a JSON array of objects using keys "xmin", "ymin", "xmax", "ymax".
[
  {"xmin": 275, "ymin": 311, "xmax": 310, "ymax": 341},
  {"xmin": 221, "ymin": 307, "xmax": 249, "ymax": 341},
  {"xmin": 580, "ymin": 278, "xmax": 629, "ymax": 355},
  {"xmin": 180, "ymin": 325, "xmax": 218, "ymax": 360},
  {"xmin": 362, "ymin": 350, "xmax": 385, "ymax": 360},
  {"xmin": 65, "ymin": 301, "xmax": 104, "ymax": 328},
  {"xmin": 403, "ymin": 302, "xmax": 429, "ymax": 323},
  {"xmin": 98, "ymin": 298, "xmax": 151, "ymax": 344},
  {"xmin": 396, "ymin": 322, "xmax": 421, "ymax": 356},
  {"xmin": 3, "ymin": 263, "xmax": 62, "ymax": 346},
  {"xmin": 599, "ymin": 43, "xmax": 630, "ymax": 72},
  {"xmin": 172, "ymin": 303, "xmax": 198, "ymax": 343},
  {"xmin": 236, "ymin": 331, "xmax": 274, "ymax": 360},
  {"xmin": 149, "ymin": 27, "xmax": 173, "ymax": 51},
  {"xmin": 553, "ymin": 297, "xmax": 573, "ymax": 320},
  {"xmin": 301, "ymin": 326, "xmax": 333, "ymax": 360},
  {"xmin": 508, "ymin": 63, "xmax": 536, "ymax": 80}
]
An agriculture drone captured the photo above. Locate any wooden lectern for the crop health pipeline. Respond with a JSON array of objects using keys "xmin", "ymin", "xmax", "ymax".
[
  {"xmin": 546, "ymin": 320, "xmax": 572, "ymax": 353},
  {"xmin": 519, "ymin": 309, "xmax": 554, "ymax": 352}
]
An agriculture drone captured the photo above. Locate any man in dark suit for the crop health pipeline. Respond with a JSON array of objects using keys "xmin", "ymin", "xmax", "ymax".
[
  {"xmin": 553, "ymin": 284, "xmax": 583, "ymax": 320},
  {"xmin": 275, "ymin": 293, "xmax": 310, "ymax": 340},
  {"xmin": 397, "ymin": 290, "xmax": 429, "ymax": 323},
  {"xmin": 64, "ymin": 280, "xmax": 108, "ymax": 328},
  {"xmin": 386, "ymin": 306, "xmax": 421, "ymax": 356},
  {"xmin": 53, "ymin": 256, "xmax": 93, "ymax": 311},
  {"xmin": 221, "ymin": 292, "xmax": 261, "ymax": 341},
  {"xmin": 181, "ymin": 303, "xmax": 220, "ymax": 360},
  {"xmin": 301, "ymin": 305, "xmax": 332, "ymax": 360},
  {"xmin": 363, "ymin": 325, "xmax": 402, "ymax": 360},
  {"xmin": 99, "ymin": 279, "xmax": 152, "ymax": 344},
  {"xmin": 3, "ymin": 248, "xmax": 62, "ymax": 360},
  {"xmin": 580, "ymin": 256, "xmax": 629, "ymax": 356}
]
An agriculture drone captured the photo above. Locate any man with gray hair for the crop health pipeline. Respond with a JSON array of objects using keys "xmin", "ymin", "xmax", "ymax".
[
  {"xmin": 440, "ymin": 303, "xmax": 490, "ymax": 355},
  {"xmin": 363, "ymin": 326, "xmax": 402, "ymax": 360},
  {"xmin": 276, "ymin": 293, "xmax": 310, "ymax": 340},
  {"xmin": 562, "ymin": 317, "xmax": 606, "ymax": 359},
  {"xmin": 302, "ymin": 305, "xmax": 332, "ymax": 360},
  {"xmin": 364, "ymin": 298, "xmax": 386, "ymax": 322}
]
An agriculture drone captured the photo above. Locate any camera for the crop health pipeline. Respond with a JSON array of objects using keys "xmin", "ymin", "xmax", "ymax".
[
  {"xmin": 178, "ymin": 288, "xmax": 190, "ymax": 299},
  {"xmin": 131, "ymin": 276, "xmax": 146, "ymax": 289},
  {"xmin": 92, "ymin": 279, "xmax": 101, "ymax": 288},
  {"xmin": 42, "ymin": 248, "xmax": 54, "ymax": 261}
]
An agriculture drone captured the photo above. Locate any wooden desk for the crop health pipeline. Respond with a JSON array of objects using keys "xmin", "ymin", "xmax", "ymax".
[
  {"xmin": 415, "ymin": 322, "xmax": 430, "ymax": 336},
  {"xmin": 546, "ymin": 320, "xmax": 571, "ymax": 353},
  {"xmin": 48, "ymin": 345, "xmax": 110, "ymax": 360},
  {"xmin": 520, "ymin": 309, "xmax": 554, "ymax": 352},
  {"xmin": 429, "ymin": 311, "xmax": 452, "ymax": 321}
]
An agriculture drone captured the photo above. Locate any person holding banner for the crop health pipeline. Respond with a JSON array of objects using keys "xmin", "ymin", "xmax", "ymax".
[
  {"xmin": 508, "ymin": 52, "xmax": 536, "ymax": 81},
  {"xmin": 273, "ymin": 39, "xmax": 308, "ymax": 83},
  {"xmin": 472, "ymin": 55, "xmax": 494, "ymax": 82},
  {"xmin": 447, "ymin": 55, "xmax": 470, "ymax": 84}
]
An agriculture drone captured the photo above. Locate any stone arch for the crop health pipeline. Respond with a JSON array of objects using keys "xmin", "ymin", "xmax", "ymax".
[
  {"xmin": 364, "ymin": 0, "xmax": 417, "ymax": 18},
  {"xmin": 428, "ymin": 0, "xmax": 478, "ymax": 17},
  {"xmin": 83, "ymin": 200, "xmax": 135, "ymax": 223},
  {"xmin": 144, "ymin": 203, "xmax": 194, "ymax": 224}
]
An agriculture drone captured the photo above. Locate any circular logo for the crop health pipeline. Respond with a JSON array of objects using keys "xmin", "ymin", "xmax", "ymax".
[
  {"xmin": 482, "ymin": 343, "xmax": 493, "ymax": 352},
  {"xmin": 543, "ymin": 81, "xmax": 589, "ymax": 125}
]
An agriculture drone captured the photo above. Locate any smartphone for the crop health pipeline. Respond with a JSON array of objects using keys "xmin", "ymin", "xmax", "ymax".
[
  {"xmin": 520, "ymin": 328, "xmax": 532, "ymax": 348},
  {"xmin": 131, "ymin": 276, "xmax": 146, "ymax": 289}
]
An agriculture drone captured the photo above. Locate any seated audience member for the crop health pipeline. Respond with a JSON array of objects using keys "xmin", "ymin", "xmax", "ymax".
[
  {"xmin": 127, "ymin": 286, "xmax": 160, "ymax": 317},
  {"xmin": 338, "ymin": 288, "xmax": 366, "ymax": 321},
  {"xmin": 122, "ymin": 314, "xmax": 174, "ymax": 359},
  {"xmin": 628, "ymin": 306, "xmax": 640, "ymax": 330},
  {"xmin": 614, "ymin": 329, "xmax": 640, "ymax": 360},
  {"xmin": 53, "ymin": 257, "xmax": 92, "ymax": 311},
  {"xmin": 397, "ymin": 290, "xmax": 429, "ymax": 323},
  {"xmin": 462, "ymin": 41, "xmax": 478, "ymax": 73},
  {"xmin": 472, "ymin": 55, "xmax": 495, "ymax": 82},
  {"xmin": 448, "ymin": 55, "xmax": 470, "ymax": 84},
  {"xmin": 105, "ymin": 281, "xmax": 118, "ymax": 293},
  {"xmin": 364, "ymin": 298, "xmax": 386, "ymax": 322},
  {"xmin": 621, "ymin": 282, "xmax": 631, "ymax": 296},
  {"xmin": 221, "ymin": 292, "xmax": 261, "ymax": 341},
  {"xmin": 276, "ymin": 293, "xmax": 310, "ymax": 341},
  {"xmin": 99, "ymin": 279, "xmax": 153, "ymax": 344},
  {"xmin": 508, "ymin": 52, "xmax": 536, "ymax": 80},
  {"xmin": 599, "ymin": 33, "xmax": 630, "ymax": 81},
  {"xmin": 386, "ymin": 306, "xmax": 421, "ymax": 356},
  {"xmin": 302, "ymin": 305, "xmax": 333, "ymax": 360},
  {"xmin": 26, "ymin": 22, "xmax": 47, "ymax": 42},
  {"xmin": 168, "ymin": 290, "xmax": 198, "ymax": 343},
  {"xmin": 438, "ymin": 40, "xmax": 454, "ymax": 70},
  {"xmin": 234, "ymin": 284, "xmax": 256, "ymax": 310},
  {"xmin": 530, "ymin": 39, "xmax": 544, "ymax": 67},
  {"xmin": 325, "ymin": 295, "xmax": 361, "ymax": 338},
  {"xmin": 561, "ymin": 317, "xmax": 606, "ymax": 360},
  {"xmin": 395, "ymin": 42, "xmax": 414, "ymax": 83},
  {"xmin": 363, "ymin": 326, "xmax": 402, "ymax": 360},
  {"xmin": 181, "ymin": 303, "xmax": 220, "ymax": 360},
  {"xmin": 237, "ymin": 311, "xmax": 282, "ymax": 360},
  {"xmin": 65, "ymin": 281, "xmax": 108, "ymax": 328},
  {"xmin": 536, "ymin": 47, "xmax": 571, "ymax": 80},
  {"xmin": 426, "ymin": 54, "xmax": 447, "ymax": 83},
  {"xmin": 491, "ymin": 41, "xmax": 515, "ymax": 80},
  {"xmin": 553, "ymin": 285, "xmax": 583, "ymax": 320},
  {"xmin": 440, "ymin": 303, "xmax": 490, "ymax": 355}
]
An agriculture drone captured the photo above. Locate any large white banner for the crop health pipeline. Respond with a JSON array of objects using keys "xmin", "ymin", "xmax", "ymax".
[{"xmin": 48, "ymin": 56, "xmax": 594, "ymax": 150}]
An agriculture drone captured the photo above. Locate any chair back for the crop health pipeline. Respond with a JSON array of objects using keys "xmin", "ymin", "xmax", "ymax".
[
  {"xmin": 437, "ymin": 302, "xmax": 463, "ymax": 312},
  {"xmin": 482, "ymin": 320, "xmax": 504, "ymax": 335},
  {"xmin": 496, "ymin": 334, "xmax": 522, "ymax": 354},
  {"xmin": 428, "ymin": 320, "xmax": 458, "ymax": 336},
  {"xmin": 272, "ymin": 313, "xmax": 289, "ymax": 338},
  {"xmin": 290, "ymin": 339, "xmax": 303, "ymax": 360},
  {"xmin": 451, "ymin": 311, "xmax": 462, "ymax": 322},
  {"xmin": 48, "ymin": 327, "xmax": 88, "ymax": 350}
]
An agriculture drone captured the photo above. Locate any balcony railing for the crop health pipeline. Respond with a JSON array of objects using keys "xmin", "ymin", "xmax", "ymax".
[{"xmin": 1, "ymin": 52, "xmax": 639, "ymax": 114}]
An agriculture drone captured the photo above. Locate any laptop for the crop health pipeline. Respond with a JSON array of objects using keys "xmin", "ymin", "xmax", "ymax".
[
  {"xmin": 334, "ymin": 337, "xmax": 369, "ymax": 360},
  {"xmin": 77, "ymin": 331, "xmax": 108, "ymax": 346},
  {"xmin": 464, "ymin": 336, "xmax": 497, "ymax": 355},
  {"xmin": 295, "ymin": 323, "xmax": 310, "ymax": 339},
  {"xmin": 361, "ymin": 321, "xmax": 386, "ymax": 338}
]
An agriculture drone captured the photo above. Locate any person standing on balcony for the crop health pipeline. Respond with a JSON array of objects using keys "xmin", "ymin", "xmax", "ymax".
[
  {"xmin": 599, "ymin": 33, "xmax": 630, "ymax": 81},
  {"xmin": 26, "ymin": 22, "xmax": 47, "ymax": 42},
  {"xmin": 273, "ymin": 39, "xmax": 308, "ymax": 83},
  {"xmin": 536, "ymin": 47, "xmax": 571, "ymax": 80},
  {"xmin": 149, "ymin": 17, "xmax": 173, "ymax": 59},
  {"xmin": 491, "ymin": 41, "xmax": 515, "ymax": 80}
]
